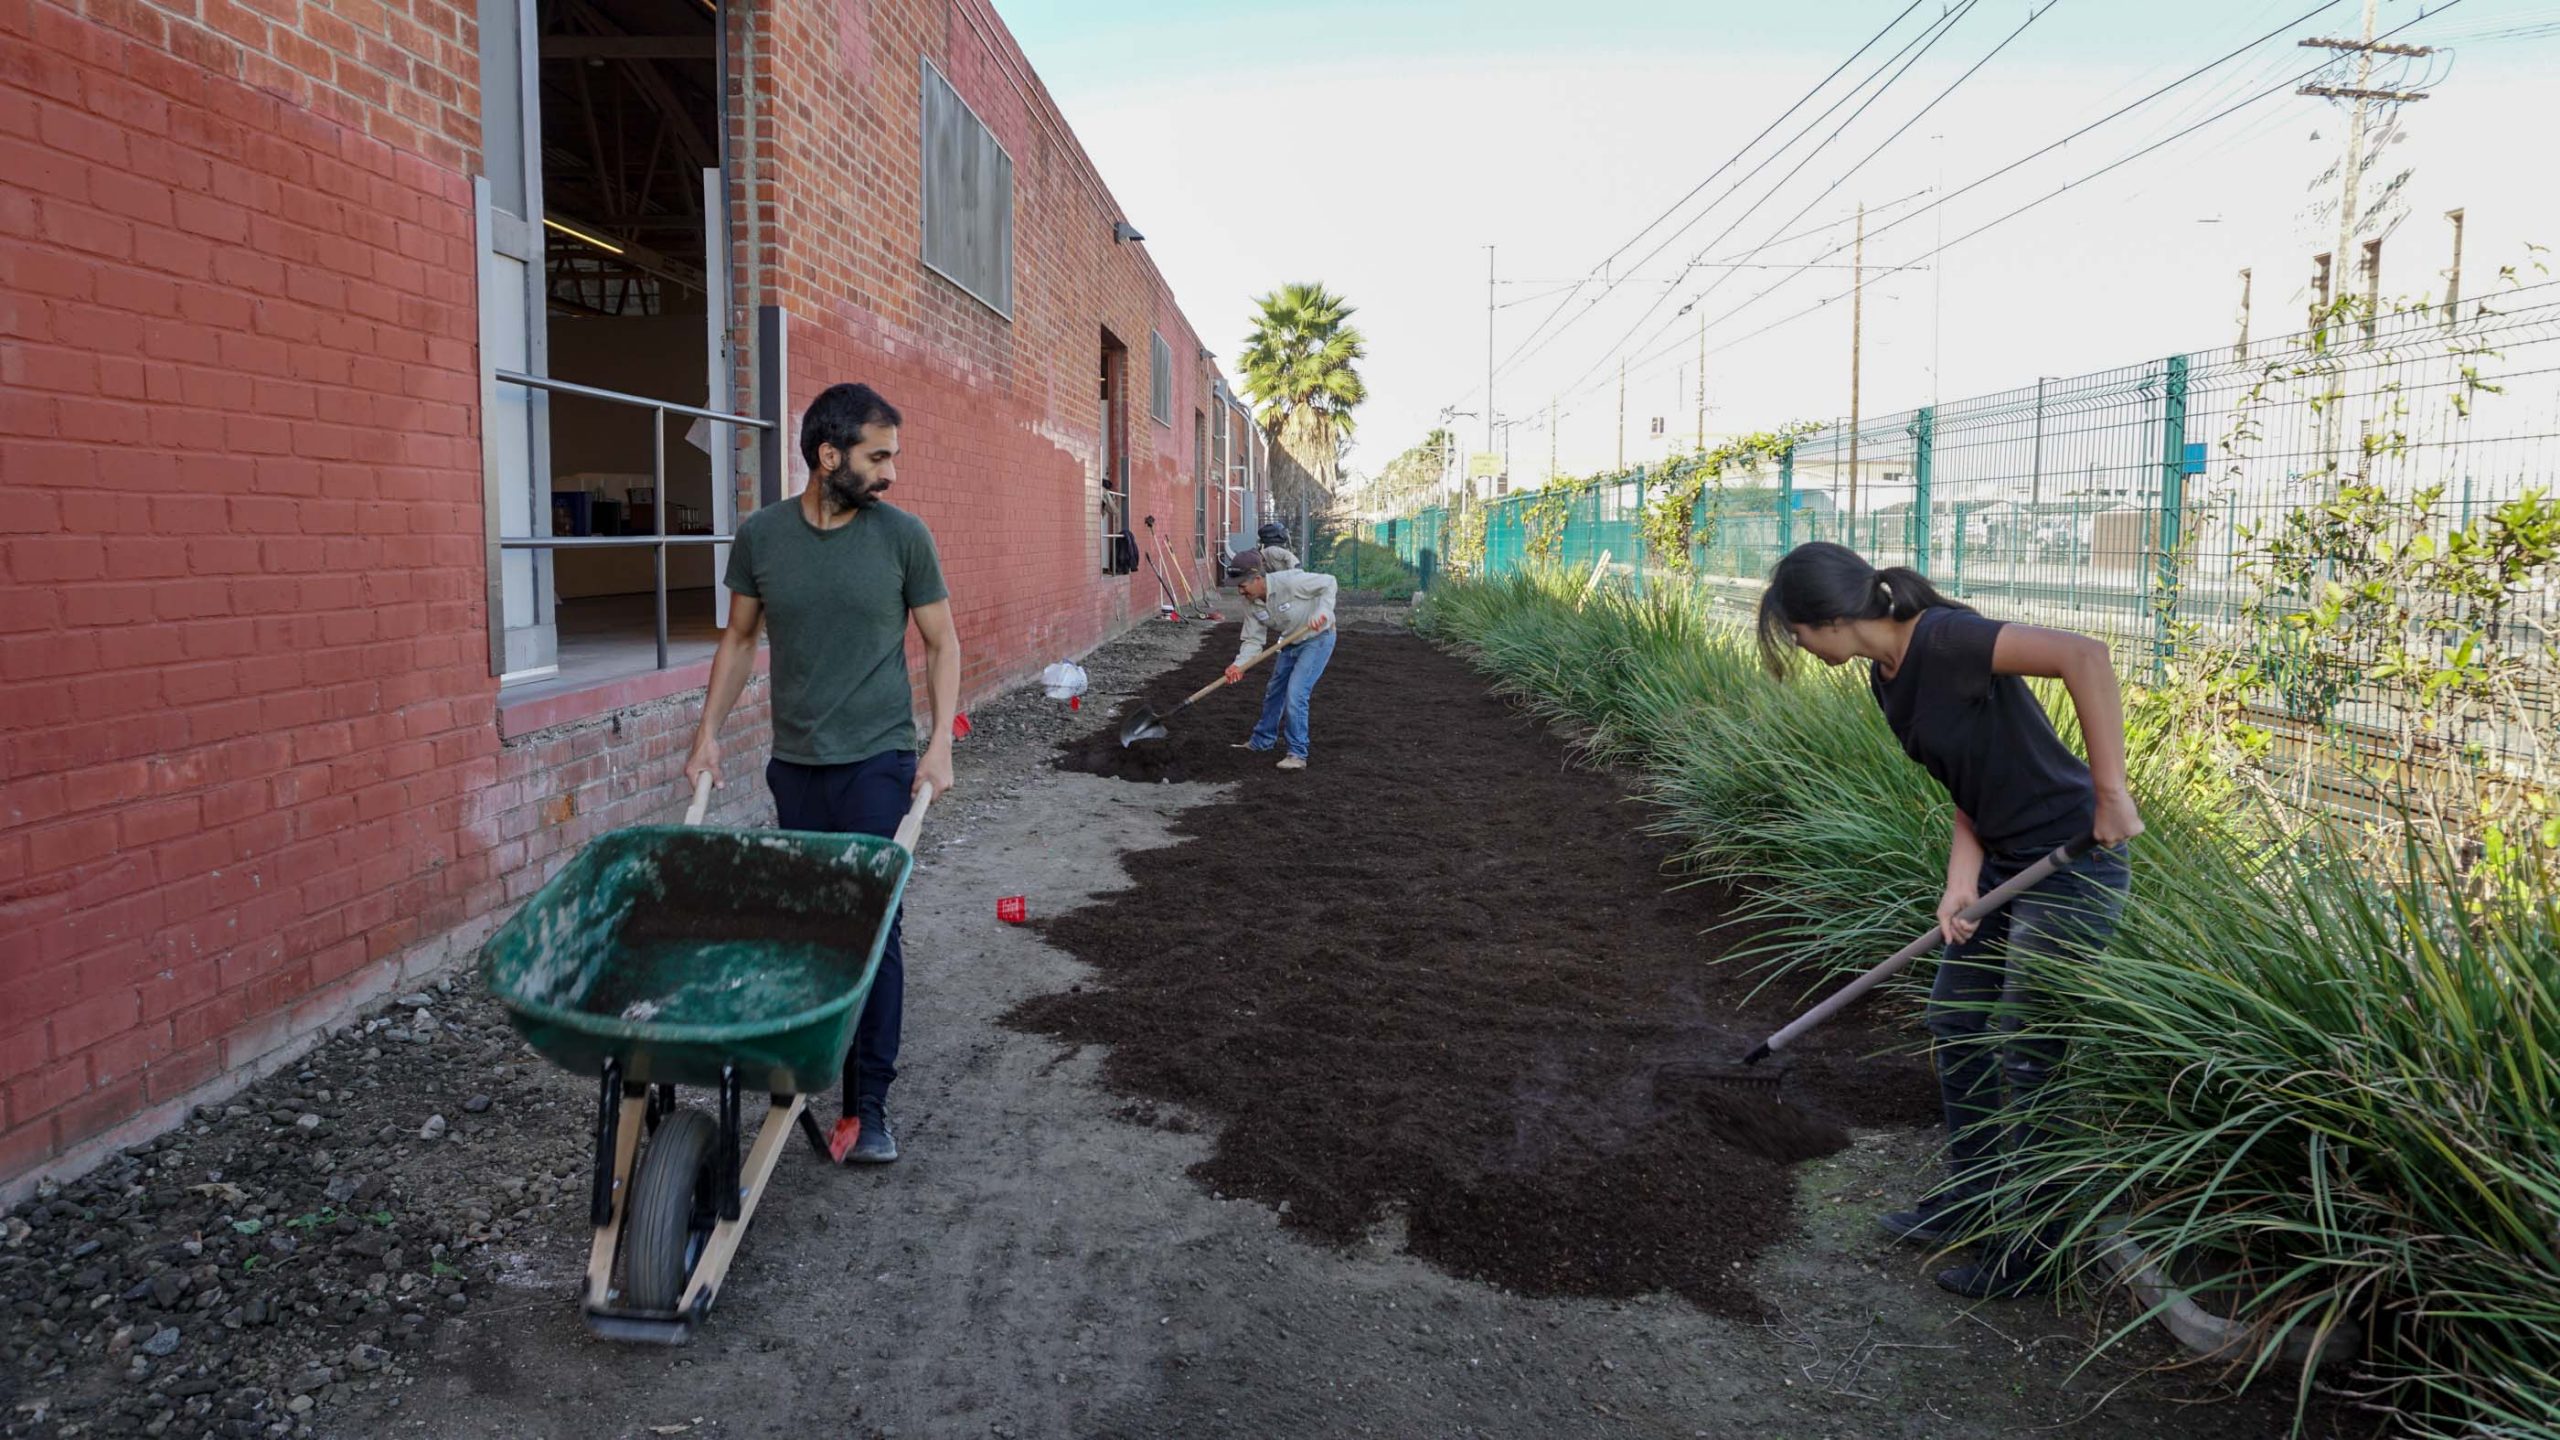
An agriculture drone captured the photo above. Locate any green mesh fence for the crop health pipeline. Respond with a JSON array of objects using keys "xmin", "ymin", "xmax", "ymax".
[{"xmin": 1370, "ymin": 281, "xmax": 2560, "ymax": 773}]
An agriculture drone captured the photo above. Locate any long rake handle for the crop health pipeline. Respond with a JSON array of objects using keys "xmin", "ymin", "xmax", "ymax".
[
  {"xmin": 1150, "ymin": 530, "xmax": 1198, "ymax": 608},
  {"xmin": 1746, "ymin": 834, "xmax": 2097, "ymax": 1064},
  {"xmin": 1172, "ymin": 625, "xmax": 1313, "ymax": 708}
]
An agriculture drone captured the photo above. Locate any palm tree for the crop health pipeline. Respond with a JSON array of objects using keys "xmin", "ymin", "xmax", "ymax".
[{"xmin": 1239, "ymin": 283, "xmax": 1368, "ymax": 513}]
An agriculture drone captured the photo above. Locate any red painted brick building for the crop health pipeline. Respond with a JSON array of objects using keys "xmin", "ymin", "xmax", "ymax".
[{"xmin": 0, "ymin": 0, "xmax": 1268, "ymax": 1195}]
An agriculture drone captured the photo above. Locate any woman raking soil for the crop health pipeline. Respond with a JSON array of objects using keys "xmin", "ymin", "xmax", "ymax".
[{"xmin": 1756, "ymin": 542, "xmax": 2145, "ymax": 1300}]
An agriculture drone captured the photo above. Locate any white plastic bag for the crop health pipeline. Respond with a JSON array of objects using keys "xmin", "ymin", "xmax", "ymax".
[{"xmin": 1040, "ymin": 661, "xmax": 1089, "ymax": 702}]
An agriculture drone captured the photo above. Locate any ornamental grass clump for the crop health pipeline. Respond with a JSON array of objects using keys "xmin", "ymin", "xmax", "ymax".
[{"xmin": 1418, "ymin": 571, "xmax": 2560, "ymax": 1439}]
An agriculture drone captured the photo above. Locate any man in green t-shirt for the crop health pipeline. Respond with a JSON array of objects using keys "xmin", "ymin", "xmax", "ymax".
[{"xmin": 683, "ymin": 382, "xmax": 960, "ymax": 1165}]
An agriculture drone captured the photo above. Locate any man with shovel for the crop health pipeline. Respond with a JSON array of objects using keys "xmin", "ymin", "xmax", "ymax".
[
  {"xmin": 1224, "ymin": 547, "xmax": 1337, "ymax": 771},
  {"xmin": 682, "ymin": 381, "xmax": 960, "ymax": 1167}
]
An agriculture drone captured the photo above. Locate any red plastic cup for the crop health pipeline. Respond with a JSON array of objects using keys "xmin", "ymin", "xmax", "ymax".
[
  {"xmin": 953, "ymin": 713, "xmax": 973, "ymax": 740},
  {"xmin": 996, "ymin": 896, "xmax": 1028, "ymax": 925}
]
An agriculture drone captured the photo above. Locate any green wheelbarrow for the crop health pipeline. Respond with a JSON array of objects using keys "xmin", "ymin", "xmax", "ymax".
[{"xmin": 481, "ymin": 773, "xmax": 932, "ymax": 1344}]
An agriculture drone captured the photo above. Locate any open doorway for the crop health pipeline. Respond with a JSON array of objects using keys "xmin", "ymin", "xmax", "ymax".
[
  {"xmin": 482, "ymin": 0, "xmax": 738, "ymax": 695},
  {"xmin": 1099, "ymin": 334, "xmax": 1136, "ymax": 575},
  {"xmin": 529, "ymin": 0, "xmax": 729, "ymax": 690}
]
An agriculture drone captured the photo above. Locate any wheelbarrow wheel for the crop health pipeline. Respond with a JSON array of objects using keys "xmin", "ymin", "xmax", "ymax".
[{"xmin": 623, "ymin": 1108, "xmax": 718, "ymax": 1312}]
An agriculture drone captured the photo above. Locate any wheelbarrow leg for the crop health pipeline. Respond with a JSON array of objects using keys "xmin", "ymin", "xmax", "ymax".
[
  {"xmin": 793, "ymin": 1104, "xmax": 834, "ymax": 1162},
  {"xmin": 591, "ymin": 1060, "xmax": 628, "ymax": 1227},
  {"xmin": 582, "ymin": 1062, "xmax": 649, "ymax": 1311},
  {"xmin": 675, "ymin": 1094, "xmax": 807, "ymax": 1321},
  {"xmin": 717, "ymin": 1066, "xmax": 743, "ymax": 1223}
]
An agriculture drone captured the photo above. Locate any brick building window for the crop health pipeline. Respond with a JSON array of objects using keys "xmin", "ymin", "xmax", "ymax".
[
  {"xmin": 1148, "ymin": 330, "xmax": 1173, "ymax": 426},
  {"xmin": 921, "ymin": 59, "xmax": 1015, "ymax": 318},
  {"xmin": 1099, "ymin": 337, "xmax": 1136, "ymax": 575},
  {"xmin": 477, "ymin": 0, "xmax": 752, "ymax": 702},
  {"xmin": 1194, "ymin": 408, "xmax": 1210, "ymax": 561}
]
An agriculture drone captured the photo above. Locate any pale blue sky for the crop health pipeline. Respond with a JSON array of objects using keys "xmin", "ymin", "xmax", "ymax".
[{"xmin": 1005, "ymin": 1, "xmax": 2560, "ymax": 479}]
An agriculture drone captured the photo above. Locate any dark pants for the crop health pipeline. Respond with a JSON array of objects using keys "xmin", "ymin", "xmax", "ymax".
[
  {"xmin": 768, "ymin": 752, "xmax": 915, "ymax": 1113},
  {"xmin": 1923, "ymin": 843, "xmax": 2130, "ymax": 1235}
]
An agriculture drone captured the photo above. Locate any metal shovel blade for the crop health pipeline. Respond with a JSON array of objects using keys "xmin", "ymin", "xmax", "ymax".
[{"xmin": 1118, "ymin": 708, "xmax": 1169, "ymax": 747}]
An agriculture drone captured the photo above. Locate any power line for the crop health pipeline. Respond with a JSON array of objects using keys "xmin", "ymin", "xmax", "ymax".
[
  {"xmin": 1475, "ymin": 0, "xmax": 1932, "ymax": 400},
  {"xmin": 1560, "ymin": 0, "xmax": 2056, "ymax": 401},
  {"xmin": 1605, "ymin": 0, "xmax": 2464, "ymax": 401},
  {"xmin": 1485, "ymin": 0, "xmax": 1963, "ymax": 391},
  {"xmin": 1577, "ymin": 0, "xmax": 2368, "ymax": 405}
]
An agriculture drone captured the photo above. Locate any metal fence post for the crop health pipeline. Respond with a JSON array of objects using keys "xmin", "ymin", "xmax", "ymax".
[
  {"xmin": 1633, "ymin": 466, "xmax": 1648, "ymax": 592},
  {"xmin": 1910, "ymin": 405, "xmax": 1934, "ymax": 575},
  {"xmin": 2153, "ymin": 353, "xmax": 2190, "ymax": 683},
  {"xmin": 1778, "ymin": 447, "xmax": 1795, "ymax": 555}
]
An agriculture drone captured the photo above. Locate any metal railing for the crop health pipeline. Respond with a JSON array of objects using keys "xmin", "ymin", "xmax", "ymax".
[{"xmin": 493, "ymin": 370, "xmax": 775, "ymax": 672}]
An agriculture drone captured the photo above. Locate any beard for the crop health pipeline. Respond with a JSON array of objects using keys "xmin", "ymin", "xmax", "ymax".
[{"xmin": 822, "ymin": 464, "xmax": 887, "ymax": 512}]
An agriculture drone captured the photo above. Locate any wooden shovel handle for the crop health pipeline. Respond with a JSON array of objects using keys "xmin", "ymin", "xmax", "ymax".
[
  {"xmin": 683, "ymin": 771, "xmax": 713, "ymax": 826},
  {"xmin": 1180, "ymin": 625, "xmax": 1314, "ymax": 706},
  {"xmin": 892, "ymin": 781, "xmax": 934, "ymax": 853}
]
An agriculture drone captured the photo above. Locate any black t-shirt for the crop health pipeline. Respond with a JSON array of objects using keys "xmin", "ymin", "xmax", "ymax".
[{"xmin": 1869, "ymin": 607, "xmax": 2094, "ymax": 857}]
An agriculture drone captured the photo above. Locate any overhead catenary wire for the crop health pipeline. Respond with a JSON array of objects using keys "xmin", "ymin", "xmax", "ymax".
[
  {"xmin": 1467, "ymin": 0, "xmax": 1934, "ymax": 410},
  {"xmin": 1589, "ymin": 0, "xmax": 2464, "ymax": 406},
  {"xmin": 1557, "ymin": 0, "xmax": 2058, "ymax": 401},
  {"xmin": 1488, "ymin": 0, "xmax": 1977, "ymax": 392},
  {"xmin": 1562, "ymin": 0, "xmax": 2380, "ymax": 410}
]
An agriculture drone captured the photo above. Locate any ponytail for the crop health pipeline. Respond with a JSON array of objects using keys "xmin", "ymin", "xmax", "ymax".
[
  {"xmin": 1874, "ymin": 566, "xmax": 1958, "ymax": 620},
  {"xmin": 1756, "ymin": 543, "xmax": 1969, "ymax": 677}
]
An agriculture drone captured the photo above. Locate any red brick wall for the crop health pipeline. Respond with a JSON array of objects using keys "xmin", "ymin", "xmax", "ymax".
[
  {"xmin": 0, "ymin": 0, "xmax": 498, "ymax": 1187},
  {"xmin": 2, "ymin": 0, "xmax": 1234, "ymax": 1196},
  {"xmin": 732, "ymin": 0, "xmax": 1226, "ymax": 695}
]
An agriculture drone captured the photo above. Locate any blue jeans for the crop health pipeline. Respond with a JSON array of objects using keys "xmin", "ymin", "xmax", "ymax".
[
  {"xmin": 767, "ymin": 751, "xmax": 914, "ymax": 1114},
  {"xmin": 1923, "ymin": 843, "xmax": 2130, "ymax": 1230},
  {"xmin": 1246, "ymin": 627, "xmax": 1337, "ymax": 759}
]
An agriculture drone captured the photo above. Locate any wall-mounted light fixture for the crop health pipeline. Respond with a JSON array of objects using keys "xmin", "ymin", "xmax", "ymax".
[{"xmin": 1113, "ymin": 220, "xmax": 1144, "ymax": 244}]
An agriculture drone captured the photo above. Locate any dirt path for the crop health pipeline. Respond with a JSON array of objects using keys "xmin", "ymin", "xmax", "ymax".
[{"xmin": 5, "ymin": 613, "xmax": 2338, "ymax": 1440}]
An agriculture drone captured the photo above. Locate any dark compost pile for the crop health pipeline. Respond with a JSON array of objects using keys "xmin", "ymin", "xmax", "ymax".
[{"xmin": 1025, "ymin": 626, "xmax": 1935, "ymax": 1318}]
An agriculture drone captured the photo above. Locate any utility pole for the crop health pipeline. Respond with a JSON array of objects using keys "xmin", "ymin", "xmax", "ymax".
[
  {"xmin": 2301, "ymin": 2, "xmax": 2432, "ymax": 310},
  {"xmin": 2236, "ymin": 267, "xmax": 2252, "ymax": 360},
  {"xmin": 2031, "ymin": 377, "xmax": 2047, "ymax": 509},
  {"xmin": 1615, "ymin": 361, "xmax": 1626, "ymax": 472},
  {"xmin": 1549, "ymin": 399, "xmax": 1558, "ymax": 483},
  {"xmin": 1675, "ymin": 363, "xmax": 1685, "ymax": 456},
  {"xmin": 2443, "ymin": 207, "xmax": 2465, "ymax": 323},
  {"xmin": 1848, "ymin": 201, "xmax": 1864, "ymax": 524},
  {"xmin": 1695, "ymin": 308, "xmax": 1706, "ymax": 449},
  {"xmin": 1483, "ymin": 245, "xmax": 1496, "ymax": 500},
  {"xmin": 1930, "ymin": 135, "xmax": 1944, "ymax": 407}
]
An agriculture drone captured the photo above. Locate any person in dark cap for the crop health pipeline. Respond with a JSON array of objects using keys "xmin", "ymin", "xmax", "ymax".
[
  {"xmin": 1223, "ymin": 547, "xmax": 1336, "ymax": 771},
  {"xmin": 1257, "ymin": 520, "xmax": 1291, "ymax": 550}
]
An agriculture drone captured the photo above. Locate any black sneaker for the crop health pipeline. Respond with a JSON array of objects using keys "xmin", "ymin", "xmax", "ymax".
[
  {"xmin": 1876, "ymin": 1197, "xmax": 1983, "ymax": 1248},
  {"xmin": 847, "ymin": 1097, "xmax": 898, "ymax": 1165}
]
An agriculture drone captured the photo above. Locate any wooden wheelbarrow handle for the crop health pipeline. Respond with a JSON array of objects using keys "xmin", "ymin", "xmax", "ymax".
[
  {"xmin": 1176, "ymin": 624, "xmax": 1315, "ymax": 707},
  {"xmin": 893, "ymin": 782, "xmax": 934, "ymax": 853},
  {"xmin": 683, "ymin": 773, "xmax": 934, "ymax": 853}
]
